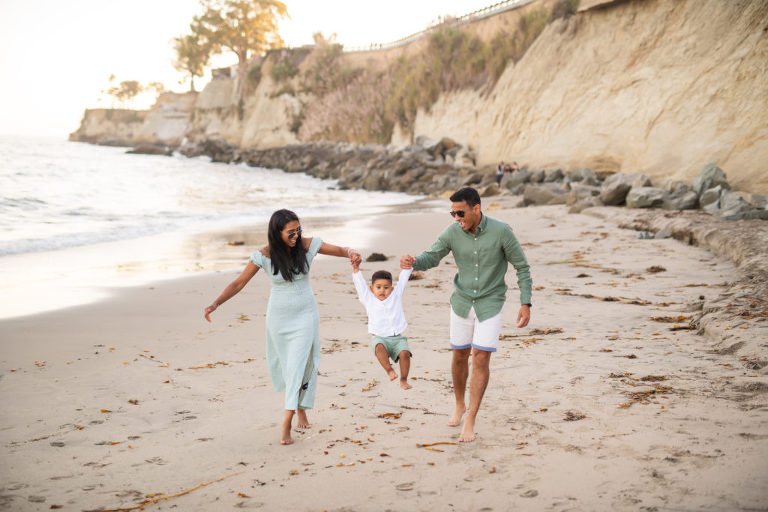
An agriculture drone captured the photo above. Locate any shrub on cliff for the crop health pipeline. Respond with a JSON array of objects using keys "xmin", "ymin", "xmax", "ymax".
[
  {"xmin": 299, "ymin": 70, "xmax": 394, "ymax": 144},
  {"xmin": 292, "ymin": 5, "xmax": 559, "ymax": 144}
]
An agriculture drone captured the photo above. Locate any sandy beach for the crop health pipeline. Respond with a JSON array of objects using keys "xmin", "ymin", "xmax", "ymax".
[{"xmin": 1, "ymin": 200, "xmax": 767, "ymax": 511}]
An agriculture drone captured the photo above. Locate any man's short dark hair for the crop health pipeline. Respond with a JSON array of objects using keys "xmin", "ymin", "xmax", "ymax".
[
  {"xmin": 449, "ymin": 187, "xmax": 481, "ymax": 207},
  {"xmin": 371, "ymin": 270, "xmax": 392, "ymax": 284}
]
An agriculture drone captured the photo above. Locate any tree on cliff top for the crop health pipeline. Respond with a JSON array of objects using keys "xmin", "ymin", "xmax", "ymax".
[
  {"xmin": 190, "ymin": 0, "xmax": 288, "ymax": 104},
  {"xmin": 106, "ymin": 80, "xmax": 143, "ymax": 109},
  {"xmin": 173, "ymin": 33, "xmax": 211, "ymax": 92}
]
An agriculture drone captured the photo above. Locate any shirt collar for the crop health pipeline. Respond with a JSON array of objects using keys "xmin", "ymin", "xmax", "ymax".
[{"xmin": 476, "ymin": 212, "xmax": 488, "ymax": 234}]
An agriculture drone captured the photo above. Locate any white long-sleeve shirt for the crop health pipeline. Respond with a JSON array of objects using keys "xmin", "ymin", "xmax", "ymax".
[{"xmin": 353, "ymin": 268, "xmax": 412, "ymax": 337}]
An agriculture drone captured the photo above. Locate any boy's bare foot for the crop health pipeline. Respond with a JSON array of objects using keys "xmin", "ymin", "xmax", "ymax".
[
  {"xmin": 447, "ymin": 404, "xmax": 466, "ymax": 427},
  {"xmin": 296, "ymin": 409, "xmax": 311, "ymax": 429},
  {"xmin": 386, "ymin": 369, "xmax": 398, "ymax": 381},
  {"xmin": 400, "ymin": 378, "xmax": 412, "ymax": 390},
  {"xmin": 458, "ymin": 417, "xmax": 476, "ymax": 442}
]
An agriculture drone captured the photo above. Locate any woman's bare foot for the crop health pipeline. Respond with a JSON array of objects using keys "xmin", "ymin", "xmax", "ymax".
[
  {"xmin": 386, "ymin": 368, "xmax": 398, "ymax": 381},
  {"xmin": 281, "ymin": 422, "xmax": 294, "ymax": 445},
  {"xmin": 458, "ymin": 417, "xmax": 476, "ymax": 442},
  {"xmin": 296, "ymin": 409, "xmax": 311, "ymax": 429},
  {"xmin": 400, "ymin": 378, "xmax": 412, "ymax": 390},
  {"xmin": 447, "ymin": 403, "xmax": 466, "ymax": 427}
]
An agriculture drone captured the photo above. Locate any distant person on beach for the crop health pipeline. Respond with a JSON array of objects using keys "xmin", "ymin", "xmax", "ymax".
[
  {"xmin": 351, "ymin": 261, "xmax": 414, "ymax": 390},
  {"xmin": 204, "ymin": 209, "xmax": 361, "ymax": 445},
  {"xmin": 400, "ymin": 187, "xmax": 532, "ymax": 442},
  {"xmin": 495, "ymin": 162, "xmax": 505, "ymax": 185},
  {"xmin": 510, "ymin": 161, "xmax": 519, "ymax": 172}
]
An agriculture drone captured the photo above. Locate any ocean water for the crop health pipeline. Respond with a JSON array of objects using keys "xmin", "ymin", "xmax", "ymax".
[
  {"xmin": 0, "ymin": 135, "xmax": 416, "ymax": 257},
  {"xmin": 0, "ymin": 135, "xmax": 420, "ymax": 318}
]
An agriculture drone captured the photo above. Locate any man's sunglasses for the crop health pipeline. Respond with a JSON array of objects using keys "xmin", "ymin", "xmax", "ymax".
[
  {"xmin": 449, "ymin": 210, "xmax": 467, "ymax": 218},
  {"xmin": 287, "ymin": 228, "xmax": 302, "ymax": 239}
]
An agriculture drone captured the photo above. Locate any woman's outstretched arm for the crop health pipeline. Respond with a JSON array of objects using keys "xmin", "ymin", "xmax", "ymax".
[
  {"xmin": 317, "ymin": 240, "xmax": 362, "ymax": 267},
  {"xmin": 204, "ymin": 261, "xmax": 260, "ymax": 322}
]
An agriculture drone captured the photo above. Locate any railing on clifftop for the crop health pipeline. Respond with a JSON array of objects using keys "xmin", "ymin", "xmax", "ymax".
[{"xmin": 343, "ymin": 0, "xmax": 538, "ymax": 53}]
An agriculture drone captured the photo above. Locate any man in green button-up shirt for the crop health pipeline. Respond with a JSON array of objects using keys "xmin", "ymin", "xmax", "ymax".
[{"xmin": 401, "ymin": 187, "xmax": 532, "ymax": 442}]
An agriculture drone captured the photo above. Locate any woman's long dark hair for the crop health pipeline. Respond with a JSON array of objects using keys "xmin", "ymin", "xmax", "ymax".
[{"xmin": 267, "ymin": 209, "xmax": 308, "ymax": 281}]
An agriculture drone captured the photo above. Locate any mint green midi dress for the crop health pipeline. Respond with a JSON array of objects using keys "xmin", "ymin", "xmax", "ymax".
[{"xmin": 249, "ymin": 237, "xmax": 322, "ymax": 410}]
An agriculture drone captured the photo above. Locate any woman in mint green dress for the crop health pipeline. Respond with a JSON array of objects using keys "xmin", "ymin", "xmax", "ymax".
[{"xmin": 205, "ymin": 209, "xmax": 361, "ymax": 445}]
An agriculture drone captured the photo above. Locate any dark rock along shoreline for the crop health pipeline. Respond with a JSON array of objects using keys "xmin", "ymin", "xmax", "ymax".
[{"xmin": 166, "ymin": 137, "xmax": 768, "ymax": 222}]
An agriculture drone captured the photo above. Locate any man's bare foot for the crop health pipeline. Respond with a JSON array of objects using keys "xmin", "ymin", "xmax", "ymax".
[
  {"xmin": 447, "ymin": 404, "xmax": 466, "ymax": 427},
  {"xmin": 386, "ymin": 369, "xmax": 398, "ymax": 382},
  {"xmin": 459, "ymin": 417, "xmax": 476, "ymax": 442},
  {"xmin": 400, "ymin": 378, "xmax": 412, "ymax": 390},
  {"xmin": 296, "ymin": 409, "xmax": 311, "ymax": 429}
]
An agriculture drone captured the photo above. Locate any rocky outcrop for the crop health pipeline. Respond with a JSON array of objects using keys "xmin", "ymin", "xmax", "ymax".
[
  {"xmin": 230, "ymin": 138, "xmax": 480, "ymax": 196},
  {"xmin": 69, "ymin": 109, "xmax": 149, "ymax": 147},
  {"xmin": 68, "ymin": 93, "xmax": 196, "ymax": 147},
  {"xmin": 132, "ymin": 92, "xmax": 197, "ymax": 147}
]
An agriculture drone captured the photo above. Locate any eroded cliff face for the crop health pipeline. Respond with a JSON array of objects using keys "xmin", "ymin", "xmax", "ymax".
[
  {"xmin": 134, "ymin": 92, "xmax": 197, "ymax": 146},
  {"xmin": 184, "ymin": 66, "xmax": 303, "ymax": 149},
  {"xmin": 409, "ymin": 0, "xmax": 768, "ymax": 193}
]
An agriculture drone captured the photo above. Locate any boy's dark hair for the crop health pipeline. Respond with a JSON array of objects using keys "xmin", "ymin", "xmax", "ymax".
[
  {"xmin": 371, "ymin": 270, "xmax": 392, "ymax": 284},
  {"xmin": 449, "ymin": 187, "xmax": 481, "ymax": 207}
]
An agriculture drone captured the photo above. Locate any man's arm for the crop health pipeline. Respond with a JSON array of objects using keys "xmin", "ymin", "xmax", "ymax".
[
  {"xmin": 412, "ymin": 233, "xmax": 451, "ymax": 271},
  {"xmin": 502, "ymin": 226, "xmax": 532, "ymax": 305}
]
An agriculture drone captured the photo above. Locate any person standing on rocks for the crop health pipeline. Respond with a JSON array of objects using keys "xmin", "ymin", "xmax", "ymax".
[
  {"xmin": 400, "ymin": 187, "xmax": 532, "ymax": 442},
  {"xmin": 495, "ymin": 162, "xmax": 505, "ymax": 185}
]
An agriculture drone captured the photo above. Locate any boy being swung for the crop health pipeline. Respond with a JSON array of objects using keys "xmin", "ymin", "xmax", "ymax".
[{"xmin": 352, "ymin": 261, "xmax": 414, "ymax": 390}]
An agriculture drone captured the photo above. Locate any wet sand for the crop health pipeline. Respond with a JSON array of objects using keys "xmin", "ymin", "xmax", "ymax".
[{"xmin": 1, "ymin": 201, "xmax": 767, "ymax": 511}]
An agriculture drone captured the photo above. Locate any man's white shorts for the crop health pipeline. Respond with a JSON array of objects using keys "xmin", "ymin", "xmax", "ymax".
[{"xmin": 449, "ymin": 307, "xmax": 503, "ymax": 353}]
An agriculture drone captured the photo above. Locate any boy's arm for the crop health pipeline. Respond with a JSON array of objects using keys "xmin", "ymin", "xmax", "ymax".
[
  {"xmin": 352, "ymin": 270, "xmax": 370, "ymax": 302},
  {"xmin": 393, "ymin": 267, "xmax": 413, "ymax": 296}
]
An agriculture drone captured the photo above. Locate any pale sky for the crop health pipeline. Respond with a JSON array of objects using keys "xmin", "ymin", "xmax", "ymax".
[{"xmin": 0, "ymin": 0, "xmax": 497, "ymax": 138}]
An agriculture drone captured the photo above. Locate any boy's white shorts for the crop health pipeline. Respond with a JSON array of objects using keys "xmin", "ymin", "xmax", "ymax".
[{"xmin": 449, "ymin": 307, "xmax": 503, "ymax": 353}]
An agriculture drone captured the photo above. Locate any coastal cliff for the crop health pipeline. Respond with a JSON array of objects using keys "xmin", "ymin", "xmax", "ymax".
[
  {"xmin": 408, "ymin": 0, "xmax": 768, "ymax": 193},
  {"xmin": 70, "ymin": 0, "xmax": 768, "ymax": 194}
]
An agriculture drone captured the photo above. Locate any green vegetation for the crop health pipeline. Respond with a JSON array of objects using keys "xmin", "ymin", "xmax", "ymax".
[
  {"xmin": 172, "ymin": 34, "xmax": 211, "ymax": 92},
  {"xmin": 103, "ymin": 76, "xmax": 144, "ymax": 109},
  {"xmin": 298, "ymin": 3, "xmax": 563, "ymax": 144},
  {"xmin": 269, "ymin": 55, "xmax": 298, "ymax": 82},
  {"xmin": 248, "ymin": 63, "xmax": 262, "ymax": 86},
  {"xmin": 300, "ymin": 33, "xmax": 361, "ymax": 95},
  {"xmin": 189, "ymin": 0, "xmax": 288, "ymax": 98}
]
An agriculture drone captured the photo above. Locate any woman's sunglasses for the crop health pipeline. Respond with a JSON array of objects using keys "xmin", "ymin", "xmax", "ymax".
[
  {"xmin": 449, "ymin": 210, "xmax": 467, "ymax": 218},
  {"xmin": 287, "ymin": 228, "xmax": 302, "ymax": 239}
]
